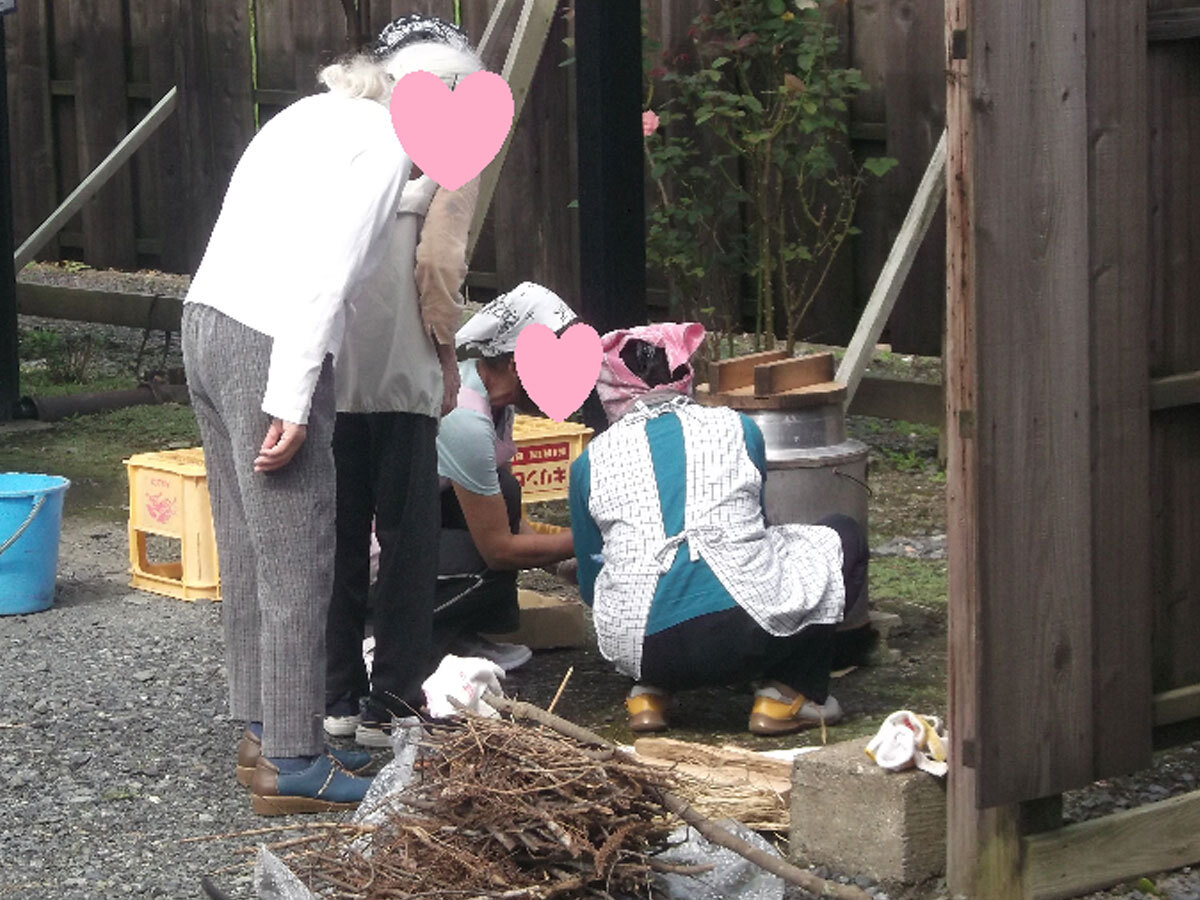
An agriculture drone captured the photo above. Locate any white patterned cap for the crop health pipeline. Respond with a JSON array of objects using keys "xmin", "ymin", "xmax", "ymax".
[
  {"xmin": 456, "ymin": 282, "xmax": 577, "ymax": 357},
  {"xmin": 373, "ymin": 15, "xmax": 471, "ymax": 60}
]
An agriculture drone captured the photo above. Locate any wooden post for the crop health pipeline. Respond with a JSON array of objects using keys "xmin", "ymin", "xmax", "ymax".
[
  {"xmin": 573, "ymin": 0, "xmax": 645, "ymax": 337},
  {"xmin": 946, "ymin": 0, "xmax": 1152, "ymax": 891},
  {"xmin": 944, "ymin": 0, "xmax": 990, "ymax": 888},
  {"xmin": 0, "ymin": 12, "xmax": 19, "ymax": 419}
]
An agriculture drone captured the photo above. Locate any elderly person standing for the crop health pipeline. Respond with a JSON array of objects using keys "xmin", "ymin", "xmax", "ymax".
[
  {"xmin": 322, "ymin": 16, "xmax": 484, "ymax": 748},
  {"xmin": 183, "ymin": 22, "xmax": 424, "ymax": 814},
  {"xmin": 569, "ymin": 324, "xmax": 870, "ymax": 735}
]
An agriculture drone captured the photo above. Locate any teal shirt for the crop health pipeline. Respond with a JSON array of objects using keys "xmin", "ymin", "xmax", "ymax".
[
  {"xmin": 569, "ymin": 407, "xmax": 768, "ymax": 635},
  {"xmin": 437, "ymin": 361, "xmax": 501, "ymax": 495}
]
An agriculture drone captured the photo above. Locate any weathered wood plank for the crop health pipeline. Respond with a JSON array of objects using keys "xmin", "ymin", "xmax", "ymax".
[
  {"xmin": 1147, "ymin": 36, "xmax": 1200, "ymax": 696},
  {"xmin": 47, "ymin": 0, "xmax": 81, "ymax": 255},
  {"xmin": 848, "ymin": 0, "xmax": 886, "ymax": 129},
  {"xmin": 1148, "ymin": 7, "xmax": 1200, "ymax": 41},
  {"xmin": 695, "ymin": 381, "xmax": 845, "ymax": 411},
  {"xmin": 707, "ymin": 349, "xmax": 789, "ymax": 393},
  {"xmin": 848, "ymin": 375, "xmax": 943, "ymax": 426},
  {"xmin": 847, "ymin": 0, "xmax": 891, "ymax": 356},
  {"xmin": 1154, "ymin": 683, "xmax": 1200, "ymax": 727},
  {"xmin": 175, "ymin": 0, "xmax": 255, "ymax": 271},
  {"xmin": 944, "ymin": 0, "xmax": 988, "ymax": 887},
  {"xmin": 492, "ymin": 0, "xmax": 577, "ymax": 299},
  {"xmin": 753, "ymin": 353, "xmax": 834, "ymax": 397},
  {"xmin": 71, "ymin": 0, "xmax": 136, "ymax": 269},
  {"xmin": 135, "ymin": 0, "xmax": 188, "ymax": 271},
  {"xmin": 252, "ymin": 0, "xmax": 298, "ymax": 127},
  {"xmin": 969, "ymin": 0, "xmax": 1095, "ymax": 807},
  {"xmin": 881, "ymin": 0, "xmax": 946, "ymax": 358},
  {"xmin": 1023, "ymin": 789, "xmax": 1200, "ymax": 900},
  {"xmin": 292, "ymin": 0, "xmax": 346, "ymax": 96},
  {"xmin": 1151, "ymin": 411, "xmax": 1200, "ymax": 692},
  {"xmin": 467, "ymin": 0, "xmax": 560, "ymax": 263},
  {"xmin": 6, "ymin": 0, "xmax": 58, "ymax": 262},
  {"xmin": 1086, "ymin": 0, "xmax": 1153, "ymax": 782},
  {"xmin": 15, "ymin": 282, "xmax": 182, "ymax": 331},
  {"xmin": 1150, "ymin": 371, "xmax": 1200, "ymax": 410}
]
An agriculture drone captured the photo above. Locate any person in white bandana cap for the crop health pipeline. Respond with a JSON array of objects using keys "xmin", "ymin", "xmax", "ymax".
[{"xmin": 431, "ymin": 283, "xmax": 579, "ymax": 670}]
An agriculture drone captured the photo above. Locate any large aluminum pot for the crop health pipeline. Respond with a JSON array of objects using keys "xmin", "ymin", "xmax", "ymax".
[{"xmin": 749, "ymin": 408, "xmax": 871, "ymax": 627}]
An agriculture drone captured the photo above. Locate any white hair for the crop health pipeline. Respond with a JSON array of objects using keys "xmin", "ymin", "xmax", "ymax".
[
  {"xmin": 318, "ymin": 53, "xmax": 393, "ymax": 102},
  {"xmin": 318, "ymin": 42, "xmax": 483, "ymax": 105}
]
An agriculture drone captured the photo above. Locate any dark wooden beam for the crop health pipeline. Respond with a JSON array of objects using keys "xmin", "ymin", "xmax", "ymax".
[
  {"xmin": 574, "ymin": 0, "xmax": 645, "ymax": 432},
  {"xmin": 1148, "ymin": 7, "xmax": 1200, "ymax": 41},
  {"xmin": 574, "ymin": 0, "xmax": 645, "ymax": 337},
  {"xmin": 0, "ymin": 15, "xmax": 19, "ymax": 418},
  {"xmin": 1150, "ymin": 370, "xmax": 1200, "ymax": 410}
]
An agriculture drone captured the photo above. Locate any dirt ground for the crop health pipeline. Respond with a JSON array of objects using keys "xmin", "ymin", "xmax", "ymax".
[{"xmin": 479, "ymin": 402, "xmax": 950, "ymax": 752}]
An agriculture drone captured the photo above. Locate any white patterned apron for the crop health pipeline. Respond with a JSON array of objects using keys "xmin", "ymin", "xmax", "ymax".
[{"xmin": 587, "ymin": 397, "xmax": 845, "ymax": 679}]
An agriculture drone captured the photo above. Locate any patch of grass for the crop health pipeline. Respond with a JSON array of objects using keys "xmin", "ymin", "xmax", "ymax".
[
  {"xmin": 871, "ymin": 557, "xmax": 948, "ymax": 611},
  {"xmin": 19, "ymin": 328, "xmax": 63, "ymax": 361},
  {"xmin": 0, "ymin": 403, "xmax": 200, "ymax": 521},
  {"xmin": 19, "ymin": 368, "xmax": 137, "ymax": 397}
]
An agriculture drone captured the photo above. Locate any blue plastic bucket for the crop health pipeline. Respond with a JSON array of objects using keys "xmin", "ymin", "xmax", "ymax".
[{"xmin": 0, "ymin": 473, "xmax": 70, "ymax": 615}]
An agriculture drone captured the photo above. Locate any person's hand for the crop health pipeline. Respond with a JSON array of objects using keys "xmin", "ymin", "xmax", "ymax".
[
  {"xmin": 437, "ymin": 342, "xmax": 460, "ymax": 417},
  {"xmin": 254, "ymin": 418, "xmax": 307, "ymax": 473}
]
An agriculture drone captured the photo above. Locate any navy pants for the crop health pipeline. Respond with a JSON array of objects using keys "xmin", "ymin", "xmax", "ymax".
[{"xmin": 638, "ymin": 513, "xmax": 869, "ymax": 703}]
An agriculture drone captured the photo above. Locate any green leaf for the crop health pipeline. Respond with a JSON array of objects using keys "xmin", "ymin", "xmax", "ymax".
[
  {"xmin": 712, "ymin": 56, "xmax": 730, "ymax": 69},
  {"xmin": 767, "ymin": 0, "xmax": 786, "ymax": 15},
  {"xmin": 863, "ymin": 156, "xmax": 899, "ymax": 177},
  {"xmin": 567, "ymin": 199, "xmax": 579, "ymax": 209}
]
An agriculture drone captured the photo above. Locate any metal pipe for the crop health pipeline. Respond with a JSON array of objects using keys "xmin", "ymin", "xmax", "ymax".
[{"xmin": 22, "ymin": 381, "xmax": 190, "ymax": 422}]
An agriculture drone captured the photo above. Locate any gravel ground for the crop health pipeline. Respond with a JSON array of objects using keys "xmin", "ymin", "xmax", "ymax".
[{"xmin": 1, "ymin": 518, "xmax": 1198, "ymax": 900}]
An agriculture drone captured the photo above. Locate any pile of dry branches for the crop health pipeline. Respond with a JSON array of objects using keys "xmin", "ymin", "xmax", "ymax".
[{"xmin": 283, "ymin": 716, "xmax": 682, "ymax": 899}]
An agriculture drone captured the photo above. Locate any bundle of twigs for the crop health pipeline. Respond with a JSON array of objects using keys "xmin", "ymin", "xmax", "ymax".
[{"xmin": 283, "ymin": 715, "xmax": 682, "ymax": 899}]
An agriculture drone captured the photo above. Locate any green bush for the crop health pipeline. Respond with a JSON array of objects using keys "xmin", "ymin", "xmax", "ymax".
[{"xmin": 644, "ymin": 0, "xmax": 896, "ymax": 352}]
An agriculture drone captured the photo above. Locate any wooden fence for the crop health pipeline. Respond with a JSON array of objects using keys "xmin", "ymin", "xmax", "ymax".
[
  {"xmin": 4, "ymin": 0, "xmax": 949, "ymax": 354},
  {"xmin": 946, "ymin": 0, "xmax": 1200, "ymax": 894}
]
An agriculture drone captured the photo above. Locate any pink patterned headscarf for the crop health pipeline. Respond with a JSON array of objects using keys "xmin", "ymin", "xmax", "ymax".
[{"xmin": 596, "ymin": 322, "xmax": 707, "ymax": 423}]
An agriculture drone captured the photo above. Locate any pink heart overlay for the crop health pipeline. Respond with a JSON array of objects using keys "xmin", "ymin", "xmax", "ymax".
[
  {"xmin": 390, "ymin": 70, "xmax": 514, "ymax": 191},
  {"xmin": 514, "ymin": 324, "xmax": 602, "ymax": 422}
]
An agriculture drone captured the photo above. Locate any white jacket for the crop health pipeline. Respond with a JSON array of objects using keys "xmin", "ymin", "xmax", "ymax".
[{"xmin": 185, "ymin": 92, "xmax": 411, "ymax": 424}]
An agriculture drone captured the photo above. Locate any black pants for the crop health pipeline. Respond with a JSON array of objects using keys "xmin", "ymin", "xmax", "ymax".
[
  {"xmin": 432, "ymin": 468, "xmax": 523, "ymax": 655},
  {"xmin": 326, "ymin": 412, "xmax": 439, "ymax": 714},
  {"xmin": 639, "ymin": 513, "xmax": 869, "ymax": 704}
]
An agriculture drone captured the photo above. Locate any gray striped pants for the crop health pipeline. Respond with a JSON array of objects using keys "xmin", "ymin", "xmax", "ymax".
[{"xmin": 182, "ymin": 302, "xmax": 334, "ymax": 758}]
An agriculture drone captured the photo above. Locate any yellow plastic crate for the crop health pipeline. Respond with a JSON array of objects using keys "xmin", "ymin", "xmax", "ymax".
[
  {"xmin": 125, "ymin": 447, "xmax": 220, "ymax": 601},
  {"xmin": 511, "ymin": 415, "xmax": 592, "ymax": 505}
]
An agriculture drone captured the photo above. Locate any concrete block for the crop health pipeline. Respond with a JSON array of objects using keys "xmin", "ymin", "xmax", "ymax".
[
  {"xmin": 789, "ymin": 737, "xmax": 946, "ymax": 884},
  {"xmin": 483, "ymin": 589, "xmax": 588, "ymax": 650}
]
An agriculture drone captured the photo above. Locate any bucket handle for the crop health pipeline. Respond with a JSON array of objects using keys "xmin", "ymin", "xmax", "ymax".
[
  {"xmin": 0, "ymin": 494, "xmax": 47, "ymax": 558},
  {"xmin": 833, "ymin": 467, "xmax": 873, "ymax": 496}
]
